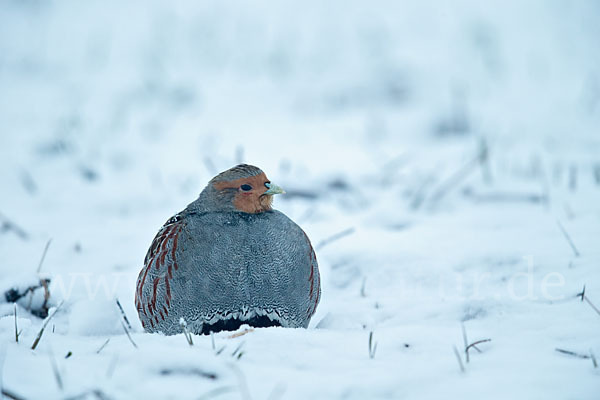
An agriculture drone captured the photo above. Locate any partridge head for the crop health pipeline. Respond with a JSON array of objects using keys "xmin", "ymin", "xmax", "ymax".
[{"xmin": 196, "ymin": 164, "xmax": 286, "ymax": 213}]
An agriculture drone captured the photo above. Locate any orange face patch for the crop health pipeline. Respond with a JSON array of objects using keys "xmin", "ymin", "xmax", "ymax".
[{"xmin": 212, "ymin": 172, "xmax": 274, "ymax": 213}]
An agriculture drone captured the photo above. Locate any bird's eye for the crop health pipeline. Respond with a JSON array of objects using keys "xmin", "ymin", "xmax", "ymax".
[
  {"xmin": 240, "ymin": 184, "xmax": 252, "ymax": 191},
  {"xmin": 264, "ymin": 182, "xmax": 271, "ymax": 188}
]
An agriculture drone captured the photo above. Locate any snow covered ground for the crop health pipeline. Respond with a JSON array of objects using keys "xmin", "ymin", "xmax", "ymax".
[{"xmin": 1, "ymin": 0, "xmax": 599, "ymax": 398}]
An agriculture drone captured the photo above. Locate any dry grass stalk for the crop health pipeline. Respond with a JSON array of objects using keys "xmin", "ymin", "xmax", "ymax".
[
  {"xmin": 228, "ymin": 328, "xmax": 254, "ymax": 339},
  {"xmin": 453, "ymin": 346, "xmax": 465, "ymax": 373},
  {"xmin": 368, "ymin": 331, "xmax": 377, "ymax": 359},
  {"xmin": 556, "ymin": 220, "xmax": 580, "ymax": 257},
  {"xmin": 115, "ymin": 299, "xmax": 132, "ymax": 330},
  {"xmin": 577, "ymin": 285, "xmax": 600, "ymax": 317},
  {"xmin": 31, "ymin": 301, "xmax": 64, "ymax": 350},
  {"xmin": 96, "ymin": 338, "xmax": 110, "ymax": 354},
  {"xmin": 14, "ymin": 304, "xmax": 21, "ymax": 343},
  {"xmin": 316, "ymin": 228, "xmax": 355, "ymax": 250},
  {"xmin": 120, "ymin": 321, "xmax": 138, "ymax": 349},
  {"xmin": 179, "ymin": 318, "xmax": 194, "ymax": 346}
]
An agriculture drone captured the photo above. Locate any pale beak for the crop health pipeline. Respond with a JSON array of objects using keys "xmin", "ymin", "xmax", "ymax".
[{"xmin": 264, "ymin": 182, "xmax": 285, "ymax": 195}]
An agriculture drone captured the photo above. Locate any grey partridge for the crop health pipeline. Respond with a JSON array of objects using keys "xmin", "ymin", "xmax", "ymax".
[{"xmin": 135, "ymin": 164, "xmax": 321, "ymax": 335}]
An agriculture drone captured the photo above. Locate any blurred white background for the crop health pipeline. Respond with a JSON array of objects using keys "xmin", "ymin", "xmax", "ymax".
[{"xmin": 1, "ymin": 1, "xmax": 599, "ymax": 399}]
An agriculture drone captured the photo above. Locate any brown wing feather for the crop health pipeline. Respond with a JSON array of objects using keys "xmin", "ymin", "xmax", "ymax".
[{"xmin": 135, "ymin": 214, "xmax": 184, "ymax": 329}]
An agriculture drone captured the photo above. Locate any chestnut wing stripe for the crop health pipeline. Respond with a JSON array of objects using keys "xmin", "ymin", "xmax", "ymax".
[{"xmin": 135, "ymin": 217, "xmax": 183, "ymax": 324}]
